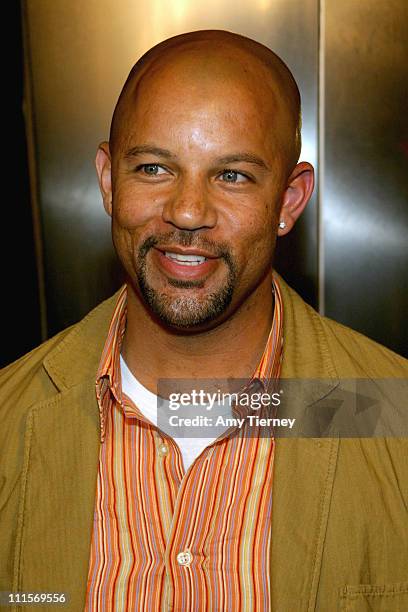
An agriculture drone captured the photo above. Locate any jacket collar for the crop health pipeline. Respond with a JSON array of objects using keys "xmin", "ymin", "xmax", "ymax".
[
  {"xmin": 43, "ymin": 273, "xmax": 339, "ymax": 391},
  {"xmin": 43, "ymin": 291, "xmax": 122, "ymax": 391}
]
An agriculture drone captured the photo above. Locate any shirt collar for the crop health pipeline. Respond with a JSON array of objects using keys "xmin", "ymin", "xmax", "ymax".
[
  {"xmin": 96, "ymin": 274, "xmax": 284, "ymax": 442},
  {"xmin": 253, "ymin": 275, "xmax": 284, "ymax": 388}
]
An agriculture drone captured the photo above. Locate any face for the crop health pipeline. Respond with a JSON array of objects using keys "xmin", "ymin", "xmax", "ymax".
[{"xmin": 98, "ymin": 56, "xmax": 300, "ymax": 330}]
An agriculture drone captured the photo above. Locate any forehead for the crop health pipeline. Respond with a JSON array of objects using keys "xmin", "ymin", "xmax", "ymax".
[{"xmin": 117, "ymin": 49, "xmax": 288, "ymax": 157}]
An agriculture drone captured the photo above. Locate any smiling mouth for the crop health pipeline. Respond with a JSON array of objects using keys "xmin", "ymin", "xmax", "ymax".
[{"xmin": 164, "ymin": 251, "xmax": 207, "ymax": 266}]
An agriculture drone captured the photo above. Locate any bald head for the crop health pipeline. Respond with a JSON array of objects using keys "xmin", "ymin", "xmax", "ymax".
[{"xmin": 109, "ymin": 30, "xmax": 301, "ymax": 171}]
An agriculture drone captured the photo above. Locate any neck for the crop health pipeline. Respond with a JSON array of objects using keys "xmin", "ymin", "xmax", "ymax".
[{"xmin": 121, "ymin": 272, "xmax": 274, "ymax": 394}]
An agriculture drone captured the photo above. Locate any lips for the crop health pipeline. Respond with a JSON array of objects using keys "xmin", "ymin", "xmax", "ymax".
[{"xmin": 152, "ymin": 246, "xmax": 220, "ymax": 280}]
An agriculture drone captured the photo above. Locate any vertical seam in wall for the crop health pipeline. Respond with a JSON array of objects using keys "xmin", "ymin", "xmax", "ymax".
[
  {"xmin": 318, "ymin": 0, "xmax": 325, "ymax": 316},
  {"xmin": 21, "ymin": 0, "xmax": 48, "ymax": 341}
]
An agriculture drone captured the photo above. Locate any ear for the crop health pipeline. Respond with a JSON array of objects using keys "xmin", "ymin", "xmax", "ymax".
[
  {"xmin": 95, "ymin": 141, "xmax": 113, "ymax": 217},
  {"xmin": 277, "ymin": 162, "xmax": 315, "ymax": 236}
]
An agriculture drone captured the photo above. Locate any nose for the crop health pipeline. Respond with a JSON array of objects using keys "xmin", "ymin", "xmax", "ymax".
[{"xmin": 162, "ymin": 176, "xmax": 217, "ymax": 230}]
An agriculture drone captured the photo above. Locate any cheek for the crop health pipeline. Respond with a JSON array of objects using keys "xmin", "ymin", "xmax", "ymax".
[
  {"xmin": 245, "ymin": 226, "xmax": 276, "ymax": 270},
  {"xmin": 226, "ymin": 204, "xmax": 278, "ymax": 265},
  {"xmin": 110, "ymin": 187, "xmax": 150, "ymax": 269},
  {"xmin": 112, "ymin": 182, "xmax": 159, "ymax": 229}
]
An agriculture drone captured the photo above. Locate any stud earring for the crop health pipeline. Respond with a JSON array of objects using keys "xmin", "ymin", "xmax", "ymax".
[{"xmin": 278, "ymin": 220, "xmax": 286, "ymax": 229}]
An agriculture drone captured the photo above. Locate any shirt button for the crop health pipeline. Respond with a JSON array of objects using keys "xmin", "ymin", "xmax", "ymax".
[
  {"xmin": 176, "ymin": 550, "xmax": 192, "ymax": 566},
  {"xmin": 158, "ymin": 443, "xmax": 169, "ymax": 456}
]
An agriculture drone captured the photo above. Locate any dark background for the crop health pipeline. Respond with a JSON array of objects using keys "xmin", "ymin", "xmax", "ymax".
[{"xmin": 4, "ymin": 1, "xmax": 42, "ymax": 365}]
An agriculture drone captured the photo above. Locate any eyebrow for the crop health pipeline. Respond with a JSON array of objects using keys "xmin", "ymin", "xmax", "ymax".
[
  {"xmin": 124, "ymin": 145, "xmax": 176, "ymax": 160},
  {"xmin": 124, "ymin": 145, "xmax": 269, "ymax": 170},
  {"xmin": 215, "ymin": 153, "xmax": 270, "ymax": 171}
]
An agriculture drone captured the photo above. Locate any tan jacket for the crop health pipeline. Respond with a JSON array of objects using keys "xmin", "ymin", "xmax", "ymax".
[{"xmin": 1, "ymin": 277, "xmax": 407, "ymax": 611}]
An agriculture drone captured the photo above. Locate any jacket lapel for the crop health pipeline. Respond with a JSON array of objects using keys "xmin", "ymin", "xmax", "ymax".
[
  {"xmin": 15, "ymin": 293, "xmax": 119, "ymax": 609},
  {"xmin": 270, "ymin": 278, "xmax": 340, "ymax": 611},
  {"xmin": 18, "ymin": 381, "xmax": 100, "ymax": 610}
]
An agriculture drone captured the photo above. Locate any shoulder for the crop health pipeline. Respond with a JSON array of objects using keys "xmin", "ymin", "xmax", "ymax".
[
  {"xmin": 0, "ymin": 328, "xmax": 75, "ymax": 510},
  {"xmin": 0, "ymin": 326, "xmax": 74, "ymax": 413},
  {"xmin": 319, "ymin": 314, "xmax": 408, "ymax": 376},
  {"xmin": 0, "ymin": 290, "xmax": 120, "ymax": 417},
  {"xmin": 277, "ymin": 274, "xmax": 408, "ymax": 377}
]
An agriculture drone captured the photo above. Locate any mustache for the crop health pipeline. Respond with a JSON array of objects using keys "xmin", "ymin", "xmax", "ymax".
[{"xmin": 138, "ymin": 231, "xmax": 234, "ymax": 264}]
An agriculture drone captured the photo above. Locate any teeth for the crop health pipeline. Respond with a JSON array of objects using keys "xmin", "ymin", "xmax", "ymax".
[{"xmin": 165, "ymin": 251, "xmax": 207, "ymax": 266}]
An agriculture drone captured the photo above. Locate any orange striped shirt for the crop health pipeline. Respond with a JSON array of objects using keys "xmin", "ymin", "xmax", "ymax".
[{"xmin": 85, "ymin": 275, "xmax": 283, "ymax": 611}]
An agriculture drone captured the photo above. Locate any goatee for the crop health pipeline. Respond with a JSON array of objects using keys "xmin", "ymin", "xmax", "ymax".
[{"xmin": 135, "ymin": 232, "xmax": 238, "ymax": 328}]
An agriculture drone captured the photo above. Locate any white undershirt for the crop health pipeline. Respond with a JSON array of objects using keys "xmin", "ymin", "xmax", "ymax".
[{"xmin": 120, "ymin": 355, "xmax": 224, "ymax": 471}]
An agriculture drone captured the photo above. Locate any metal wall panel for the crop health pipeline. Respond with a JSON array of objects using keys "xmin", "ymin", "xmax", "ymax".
[
  {"xmin": 324, "ymin": 0, "xmax": 408, "ymax": 356},
  {"xmin": 24, "ymin": 0, "xmax": 319, "ymax": 337}
]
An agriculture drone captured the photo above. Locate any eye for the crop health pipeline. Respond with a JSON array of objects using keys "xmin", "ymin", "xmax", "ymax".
[
  {"xmin": 137, "ymin": 164, "xmax": 168, "ymax": 176},
  {"xmin": 219, "ymin": 169, "xmax": 248, "ymax": 183}
]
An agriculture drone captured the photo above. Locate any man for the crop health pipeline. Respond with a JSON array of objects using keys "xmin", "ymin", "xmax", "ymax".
[{"xmin": 0, "ymin": 30, "xmax": 407, "ymax": 611}]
